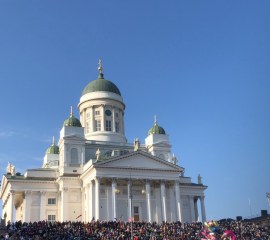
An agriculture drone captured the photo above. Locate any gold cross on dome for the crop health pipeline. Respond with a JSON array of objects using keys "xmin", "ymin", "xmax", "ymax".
[
  {"xmin": 98, "ymin": 59, "xmax": 103, "ymax": 73},
  {"xmin": 71, "ymin": 106, "xmax": 74, "ymax": 117},
  {"xmin": 155, "ymin": 115, "xmax": 157, "ymax": 125}
]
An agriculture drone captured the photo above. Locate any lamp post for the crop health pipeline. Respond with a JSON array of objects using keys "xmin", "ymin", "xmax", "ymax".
[{"xmin": 129, "ymin": 166, "xmax": 133, "ymax": 240}]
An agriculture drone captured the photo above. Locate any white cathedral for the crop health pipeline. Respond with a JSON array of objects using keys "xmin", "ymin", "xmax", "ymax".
[{"xmin": 0, "ymin": 62, "xmax": 207, "ymax": 224}]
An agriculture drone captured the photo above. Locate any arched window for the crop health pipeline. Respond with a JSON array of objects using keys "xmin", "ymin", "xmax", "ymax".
[
  {"xmin": 159, "ymin": 154, "xmax": 165, "ymax": 160},
  {"xmin": 71, "ymin": 148, "xmax": 78, "ymax": 163}
]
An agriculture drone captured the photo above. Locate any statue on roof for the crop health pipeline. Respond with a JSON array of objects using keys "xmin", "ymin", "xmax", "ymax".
[
  {"xmin": 198, "ymin": 174, "xmax": 202, "ymax": 184},
  {"xmin": 6, "ymin": 162, "xmax": 11, "ymax": 173},
  {"xmin": 172, "ymin": 154, "xmax": 178, "ymax": 165},
  {"xmin": 134, "ymin": 138, "xmax": 140, "ymax": 151},
  {"xmin": 11, "ymin": 165, "xmax": 15, "ymax": 176},
  {"xmin": 96, "ymin": 149, "xmax": 102, "ymax": 161}
]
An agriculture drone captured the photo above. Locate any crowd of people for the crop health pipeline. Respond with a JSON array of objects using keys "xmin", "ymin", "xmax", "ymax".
[{"xmin": 1, "ymin": 219, "xmax": 269, "ymax": 240}]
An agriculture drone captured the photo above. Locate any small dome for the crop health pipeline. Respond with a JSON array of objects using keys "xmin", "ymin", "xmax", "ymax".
[
  {"xmin": 148, "ymin": 125, "xmax": 166, "ymax": 136},
  {"xmin": 63, "ymin": 106, "xmax": 82, "ymax": 127},
  {"xmin": 148, "ymin": 116, "xmax": 166, "ymax": 136},
  {"xmin": 46, "ymin": 145, "xmax": 59, "ymax": 154},
  {"xmin": 46, "ymin": 136, "xmax": 59, "ymax": 154},
  {"xmin": 82, "ymin": 73, "xmax": 121, "ymax": 96},
  {"xmin": 63, "ymin": 116, "xmax": 82, "ymax": 127}
]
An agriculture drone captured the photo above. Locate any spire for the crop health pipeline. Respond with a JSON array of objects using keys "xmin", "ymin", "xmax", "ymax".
[
  {"xmin": 71, "ymin": 106, "xmax": 74, "ymax": 117},
  {"xmin": 52, "ymin": 136, "xmax": 55, "ymax": 146},
  {"xmin": 154, "ymin": 115, "xmax": 157, "ymax": 126}
]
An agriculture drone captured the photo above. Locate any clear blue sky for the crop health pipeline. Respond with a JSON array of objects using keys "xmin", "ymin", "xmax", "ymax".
[{"xmin": 0, "ymin": 0, "xmax": 269, "ymax": 221}]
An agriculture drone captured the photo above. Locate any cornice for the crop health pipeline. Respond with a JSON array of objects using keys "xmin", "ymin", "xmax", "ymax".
[
  {"xmin": 94, "ymin": 165, "xmax": 180, "ymax": 172},
  {"xmin": 95, "ymin": 151, "xmax": 183, "ymax": 171}
]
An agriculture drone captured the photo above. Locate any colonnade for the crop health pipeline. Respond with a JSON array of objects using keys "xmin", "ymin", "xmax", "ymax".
[
  {"xmin": 81, "ymin": 105, "xmax": 124, "ymax": 134},
  {"xmin": 82, "ymin": 177, "xmax": 206, "ymax": 223},
  {"xmin": 5, "ymin": 179, "xmax": 206, "ymax": 223}
]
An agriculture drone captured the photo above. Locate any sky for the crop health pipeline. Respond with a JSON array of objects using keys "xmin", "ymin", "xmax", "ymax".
[{"xmin": 0, "ymin": 0, "xmax": 270, "ymax": 221}]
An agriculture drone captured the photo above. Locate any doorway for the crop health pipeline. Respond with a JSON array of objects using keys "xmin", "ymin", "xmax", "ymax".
[{"xmin": 134, "ymin": 206, "xmax": 139, "ymax": 222}]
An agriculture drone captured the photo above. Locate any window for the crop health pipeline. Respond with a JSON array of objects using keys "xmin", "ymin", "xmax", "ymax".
[
  {"xmin": 49, "ymin": 161, "xmax": 59, "ymax": 167},
  {"xmin": 95, "ymin": 111, "xmax": 100, "ymax": 116},
  {"xmin": 120, "ymin": 150, "xmax": 129, "ymax": 156},
  {"xmin": 95, "ymin": 120, "xmax": 101, "ymax": 131},
  {"xmin": 71, "ymin": 148, "xmax": 78, "ymax": 163},
  {"xmin": 106, "ymin": 120, "xmax": 111, "ymax": 131},
  {"xmin": 86, "ymin": 122, "xmax": 91, "ymax": 133},
  {"xmin": 48, "ymin": 198, "xmax": 56, "ymax": 205},
  {"xmin": 134, "ymin": 207, "xmax": 139, "ymax": 214},
  {"xmin": 159, "ymin": 154, "xmax": 165, "ymax": 160},
  {"xmin": 86, "ymin": 112, "xmax": 90, "ymax": 118},
  {"xmin": 115, "ymin": 113, "xmax": 119, "ymax": 118},
  {"xmin": 115, "ymin": 122, "xmax": 119, "ymax": 133},
  {"xmin": 48, "ymin": 215, "xmax": 56, "ymax": 222}
]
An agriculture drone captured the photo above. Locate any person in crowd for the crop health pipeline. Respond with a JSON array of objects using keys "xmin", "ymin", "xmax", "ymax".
[{"xmin": 3, "ymin": 219, "xmax": 270, "ymax": 240}]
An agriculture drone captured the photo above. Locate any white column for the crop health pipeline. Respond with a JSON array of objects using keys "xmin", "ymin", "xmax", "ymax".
[
  {"xmin": 122, "ymin": 111, "xmax": 125, "ymax": 135},
  {"xmin": 169, "ymin": 184, "xmax": 176, "ymax": 222},
  {"xmin": 175, "ymin": 181, "xmax": 182, "ymax": 221},
  {"xmin": 160, "ymin": 180, "xmax": 167, "ymax": 222},
  {"xmin": 85, "ymin": 185, "xmax": 89, "ymax": 222},
  {"xmin": 101, "ymin": 104, "xmax": 105, "ymax": 131},
  {"xmin": 61, "ymin": 188, "xmax": 68, "ymax": 221},
  {"xmin": 91, "ymin": 106, "xmax": 95, "ymax": 132},
  {"xmin": 57, "ymin": 192, "xmax": 61, "ymax": 221},
  {"xmin": 89, "ymin": 180, "xmax": 95, "ymax": 220},
  {"xmin": 9, "ymin": 191, "xmax": 15, "ymax": 223},
  {"xmin": 127, "ymin": 179, "xmax": 132, "ymax": 220},
  {"xmin": 24, "ymin": 191, "xmax": 31, "ymax": 222},
  {"xmin": 145, "ymin": 179, "xmax": 152, "ymax": 223},
  {"xmin": 106, "ymin": 182, "xmax": 112, "ymax": 221},
  {"xmin": 112, "ymin": 177, "xmax": 117, "ymax": 220},
  {"xmin": 95, "ymin": 177, "xmax": 101, "ymax": 220},
  {"xmin": 154, "ymin": 184, "xmax": 162, "ymax": 223},
  {"xmin": 112, "ymin": 106, "xmax": 116, "ymax": 132},
  {"xmin": 189, "ymin": 196, "xmax": 195, "ymax": 222},
  {"xmin": 83, "ymin": 108, "xmax": 86, "ymax": 130},
  {"xmin": 39, "ymin": 191, "xmax": 47, "ymax": 221},
  {"xmin": 200, "ymin": 196, "xmax": 206, "ymax": 223},
  {"xmin": 119, "ymin": 110, "xmax": 123, "ymax": 134},
  {"xmin": 194, "ymin": 198, "xmax": 198, "ymax": 221}
]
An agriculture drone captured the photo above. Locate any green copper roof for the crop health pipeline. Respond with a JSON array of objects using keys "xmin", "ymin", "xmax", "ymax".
[
  {"xmin": 46, "ymin": 145, "xmax": 59, "ymax": 154},
  {"xmin": 82, "ymin": 73, "xmax": 121, "ymax": 96},
  {"xmin": 148, "ymin": 124, "xmax": 166, "ymax": 136},
  {"xmin": 63, "ymin": 116, "xmax": 82, "ymax": 127}
]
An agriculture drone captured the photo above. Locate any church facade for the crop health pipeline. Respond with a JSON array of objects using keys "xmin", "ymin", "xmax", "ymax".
[{"xmin": 0, "ymin": 62, "xmax": 207, "ymax": 224}]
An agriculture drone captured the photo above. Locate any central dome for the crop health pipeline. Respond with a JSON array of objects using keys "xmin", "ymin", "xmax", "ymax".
[{"xmin": 82, "ymin": 73, "xmax": 121, "ymax": 96}]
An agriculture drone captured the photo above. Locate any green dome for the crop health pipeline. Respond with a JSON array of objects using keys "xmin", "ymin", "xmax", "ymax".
[
  {"xmin": 148, "ymin": 123, "xmax": 166, "ymax": 136},
  {"xmin": 63, "ymin": 116, "xmax": 82, "ymax": 127},
  {"xmin": 46, "ymin": 144, "xmax": 59, "ymax": 154},
  {"xmin": 82, "ymin": 73, "xmax": 121, "ymax": 96}
]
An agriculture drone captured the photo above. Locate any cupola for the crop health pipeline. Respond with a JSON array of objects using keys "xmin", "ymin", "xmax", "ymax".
[
  {"xmin": 63, "ymin": 106, "xmax": 82, "ymax": 127},
  {"xmin": 148, "ymin": 116, "xmax": 166, "ymax": 136},
  {"xmin": 46, "ymin": 136, "xmax": 59, "ymax": 154}
]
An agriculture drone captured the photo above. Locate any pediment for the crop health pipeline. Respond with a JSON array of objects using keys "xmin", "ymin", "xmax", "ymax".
[{"xmin": 94, "ymin": 151, "xmax": 183, "ymax": 172}]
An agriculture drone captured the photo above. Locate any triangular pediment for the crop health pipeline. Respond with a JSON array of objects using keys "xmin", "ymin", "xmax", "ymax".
[{"xmin": 94, "ymin": 151, "xmax": 183, "ymax": 172}]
